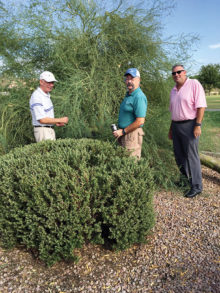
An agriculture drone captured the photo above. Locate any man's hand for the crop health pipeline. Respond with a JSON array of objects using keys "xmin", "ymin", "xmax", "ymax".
[
  {"xmin": 194, "ymin": 126, "xmax": 201, "ymax": 138},
  {"xmin": 56, "ymin": 117, "xmax": 68, "ymax": 127},
  {"xmin": 113, "ymin": 129, "xmax": 123, "ymax": 138},
  {"xmin": 113, "ymin": 117, "xmax": 145, "ymax": 139},
  {"xmin": 56, "ymin": 122, "xmax": 65, "ymax": 127},
  {"xmin": 60, "ymin": 117, "xmax": 69, "ymax": 124}
]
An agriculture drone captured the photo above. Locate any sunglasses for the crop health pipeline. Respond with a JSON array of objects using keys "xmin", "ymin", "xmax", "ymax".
[{"xmin": 172, "ymin": 70, "xmax": 185, "ymax": 76}]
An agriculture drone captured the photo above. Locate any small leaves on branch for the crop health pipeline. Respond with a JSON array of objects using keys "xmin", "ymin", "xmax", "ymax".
[{"xmin": 0, "ymin": 138, "xmax": 155, "ymax": 266}]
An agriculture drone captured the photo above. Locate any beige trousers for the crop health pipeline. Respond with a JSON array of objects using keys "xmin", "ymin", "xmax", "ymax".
[
  {"xmin": 118, "ymin": 128, "xmax": 144, "ymax": 160},
  {"xmin": 34, "ymin": 127, "xmax": 56, "ymax": 142}
]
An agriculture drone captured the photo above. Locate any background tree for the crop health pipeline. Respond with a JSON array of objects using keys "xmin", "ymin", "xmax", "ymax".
[{"xmin": 197, "ymin": 64, "xmax": 220, "ymax": 94}]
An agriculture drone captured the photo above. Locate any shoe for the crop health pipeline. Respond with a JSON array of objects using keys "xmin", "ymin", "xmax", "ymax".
[{"xmin": 184, "ymin": 189, "xmax": 202, "ymax": 198}]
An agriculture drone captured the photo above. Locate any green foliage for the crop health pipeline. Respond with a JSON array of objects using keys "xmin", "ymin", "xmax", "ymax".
[
  {"xmin": 197, "ymin": 64, "xmax": 220, "ymax": 93},
  {"xmin": 0, "ymin": 86, "xmax": 34, "ymax": 153},
  {"xmin": 0, "ymin": 0, "xmax": 198, "ymax": 187},
  {"xmin": 0, "ymin": 138, "xmax": 155, "ymax": 265},
  {"xmin": 142, "ymin": 106, "xmax": 179, "ymax": 187}
]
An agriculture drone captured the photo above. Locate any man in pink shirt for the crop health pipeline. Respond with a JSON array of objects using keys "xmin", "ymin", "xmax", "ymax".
[{"xmin": 168, "ymin": 64, "xmax": 207, "ymax": 198}]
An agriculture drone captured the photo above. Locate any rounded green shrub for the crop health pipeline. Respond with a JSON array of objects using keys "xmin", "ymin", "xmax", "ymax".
[{"xmin": 0, "ymin": 138, "xmax": 155, "ymax": 265}]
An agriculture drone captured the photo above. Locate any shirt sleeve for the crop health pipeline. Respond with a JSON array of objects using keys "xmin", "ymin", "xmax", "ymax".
[
  {"xmin": 30, "ymin": 94, "xmax": 46, "ymax": 121},
  {"xmin": 193, "ymin": 80, "xmax": 207, "ymax": 108},
  {"xmin": 134, "ymin": 93, "xmax": 148, "ymax": 117}
]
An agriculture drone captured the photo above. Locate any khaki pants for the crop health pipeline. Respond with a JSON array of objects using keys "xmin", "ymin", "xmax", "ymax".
[
  {"xmin": 118, "ymin": 128, "xmax": 144, "ymax": 160},
  {"xmin": 34, "ymin": 127, "xmax": 56, "ymax": 142}
]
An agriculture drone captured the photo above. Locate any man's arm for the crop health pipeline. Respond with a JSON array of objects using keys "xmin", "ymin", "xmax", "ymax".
[
  {"xmin": 39, "ymin": 117, "xmax": 68, "ymax": 126},
  {"xmin": 194, "ymin": 107, "xmax": 205, "ymax": 138},
  {"xmin": 113, "ymin": 117, "xmax": 145, "ymax": 138}
]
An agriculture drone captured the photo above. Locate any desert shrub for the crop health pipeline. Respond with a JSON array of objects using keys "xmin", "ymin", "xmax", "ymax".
[{"xmin": 0, "ymin": 138, "xmax": 155, "ymax": 265}]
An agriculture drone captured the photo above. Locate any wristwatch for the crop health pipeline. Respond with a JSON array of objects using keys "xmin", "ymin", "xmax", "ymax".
[
  {"xmin": 122, "ymin": 129, "xmax": 126, "ymax": 135},
  {"xmin": 195, "ymin": 122, "xmax": 202, "ymax": 126}
]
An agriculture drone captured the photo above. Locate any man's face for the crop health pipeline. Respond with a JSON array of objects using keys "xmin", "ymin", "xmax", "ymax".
[
  {"xmin": 172, "ymin": 66, "xmax": 187, "ymax": 85},
  {"xmin": 124, "ymin": 74, "xmax": 140, "ymax": 93},
  {"xmin": 40, "ymin": 79, "xmax": 55, "ymax": 93}
]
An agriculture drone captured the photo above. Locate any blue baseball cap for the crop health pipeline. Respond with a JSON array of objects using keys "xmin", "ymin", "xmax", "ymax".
[{"xmin": 124, "ymin": 68, "xmax": 140, "ymax": 78}]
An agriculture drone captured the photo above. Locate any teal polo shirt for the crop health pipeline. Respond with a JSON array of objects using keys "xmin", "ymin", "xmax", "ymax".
[{"xmin": 118, "ymin": 87, "xmax": 147, "ymax": 129}]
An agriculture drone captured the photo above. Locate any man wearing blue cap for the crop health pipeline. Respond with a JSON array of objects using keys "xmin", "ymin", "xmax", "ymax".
[{"xmin": 113, "ymin": 68, "xmax": 147, "ymax": 159}]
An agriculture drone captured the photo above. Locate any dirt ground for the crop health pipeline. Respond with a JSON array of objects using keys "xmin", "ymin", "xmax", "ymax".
[{"xmin": 0, "ymin": 166, "xmax": 219, "ymax": 293}]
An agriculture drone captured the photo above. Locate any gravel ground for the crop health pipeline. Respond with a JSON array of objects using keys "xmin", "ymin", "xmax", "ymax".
[{"xmin": 0, "ymin": 166, "xmax": 219, "ymax": 293}]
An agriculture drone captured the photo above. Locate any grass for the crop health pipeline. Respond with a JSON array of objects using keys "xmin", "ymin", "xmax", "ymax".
[
  {"xmin": 206, "ymin": 95, "xmax": 220, "ymax": 109},
  {"xmin": 199, "ymin": 111, "xmax": 220, "ymax": 153}
]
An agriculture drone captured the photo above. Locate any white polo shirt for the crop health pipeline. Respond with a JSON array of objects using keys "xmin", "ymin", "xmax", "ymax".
[{"xmin": 30, "ymin": 87, "xmax": 54, "ymax": 126}]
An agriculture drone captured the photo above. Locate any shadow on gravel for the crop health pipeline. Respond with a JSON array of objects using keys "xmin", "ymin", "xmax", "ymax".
[{"xmin": 203, "ymin": 172, "xmax": 220, "ymax": 186}]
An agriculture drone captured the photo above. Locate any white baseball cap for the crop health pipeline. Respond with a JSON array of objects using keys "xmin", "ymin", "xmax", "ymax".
[{"xmin": 39, "ymin": 71, "xmax": 57, "ymax": 82}]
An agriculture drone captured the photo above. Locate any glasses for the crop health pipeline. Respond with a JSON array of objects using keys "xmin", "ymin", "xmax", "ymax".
[
  {"xmin": 172, "ymin": 70, "xmax": 184, "ymax": 76},
  {"xmin": 124, "ymin": 76, "xmax": 135, "ymax": 81}
]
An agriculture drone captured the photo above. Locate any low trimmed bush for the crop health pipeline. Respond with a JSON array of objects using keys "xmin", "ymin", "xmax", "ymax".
[{"xmin": 0, "ymin": 138, "xmax": 155, "ymax": 265}]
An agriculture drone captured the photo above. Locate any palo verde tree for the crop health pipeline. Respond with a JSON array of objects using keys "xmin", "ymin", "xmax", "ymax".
[{"xmin": 0, "ymin": 0, "xmax": 198, "ymax": 185}]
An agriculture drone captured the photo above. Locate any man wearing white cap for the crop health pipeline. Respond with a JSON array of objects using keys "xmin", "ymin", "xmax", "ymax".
[
  {"xmin": 30, "ymin": 71, "xmax": 68, "ymax": 142},
  {"xmin": 113, "ymin": 68, "xmax": 147, "ymax": 159}
]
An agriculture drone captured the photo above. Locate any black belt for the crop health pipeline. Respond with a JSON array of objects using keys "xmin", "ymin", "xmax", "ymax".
[
  {"xmin": 34, "ymin": 126, "xmax": 54, "ymax": 128},
  {"xmin": 172, "ymin": 119, "xmax": 195, "ymax": 124}
]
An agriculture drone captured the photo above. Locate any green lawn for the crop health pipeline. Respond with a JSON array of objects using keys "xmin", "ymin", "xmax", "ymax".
[
  {"xmin": 206, "ymin": 95, "xmax": 220, "ymax": 109},
  {"xmin": 199, "ymin": 111, "xmax": 220, "ymax": 153}
]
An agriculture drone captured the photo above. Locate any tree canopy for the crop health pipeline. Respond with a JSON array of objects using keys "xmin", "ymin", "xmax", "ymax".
[
  {"xmin": 197, "ymin": 64, "xmax": 220, "ymax": 93},
  {"xmin": 0, "ymin": 0, "xmax": 196, "ymax": 79}
]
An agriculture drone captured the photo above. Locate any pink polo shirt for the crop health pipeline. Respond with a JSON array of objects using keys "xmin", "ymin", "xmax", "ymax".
[{"xmin": 169, "ymin": 78, "xmax": 207, "ymax": 121}]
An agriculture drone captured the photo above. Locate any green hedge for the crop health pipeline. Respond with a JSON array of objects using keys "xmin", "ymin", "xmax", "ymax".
[{"xmin": 0, "ymin": 138, "xmax": 155, "ymax": 265}]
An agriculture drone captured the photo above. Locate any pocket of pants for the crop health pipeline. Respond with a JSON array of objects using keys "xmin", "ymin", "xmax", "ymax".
[{"xmin": 138, "ymin": 132, "xmax": 143, "ymax": 146}]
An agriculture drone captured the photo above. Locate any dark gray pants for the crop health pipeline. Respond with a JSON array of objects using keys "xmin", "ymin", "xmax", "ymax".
[{"xmin": 171, "ymin": 120, "xmax": 202, "ymax": 191}]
